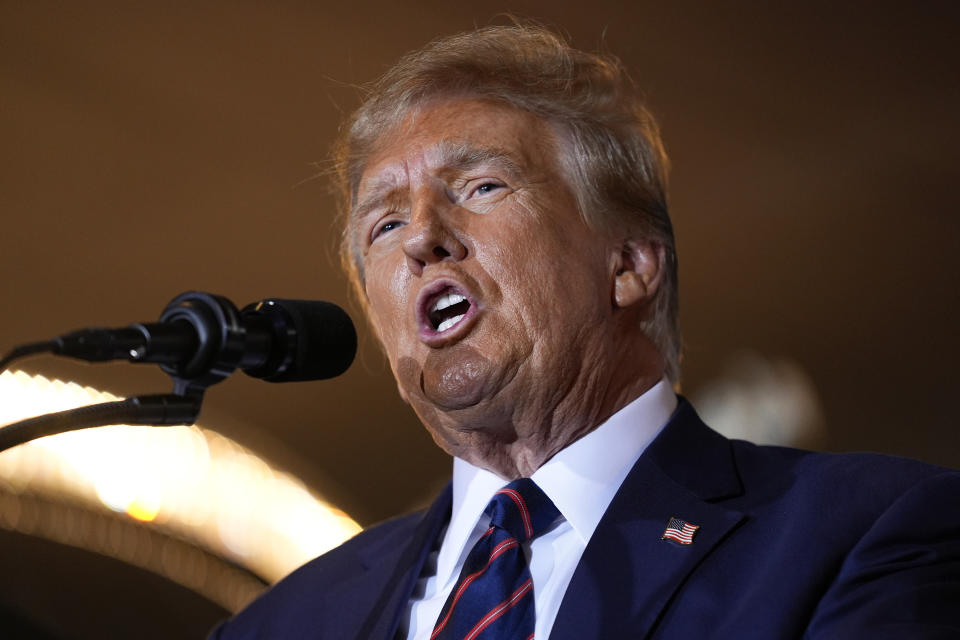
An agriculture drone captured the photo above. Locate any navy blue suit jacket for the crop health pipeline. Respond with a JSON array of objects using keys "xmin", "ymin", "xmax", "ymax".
[{"xmin": 211, "ymin": 401, "xmax": 960, "ymax": 638}]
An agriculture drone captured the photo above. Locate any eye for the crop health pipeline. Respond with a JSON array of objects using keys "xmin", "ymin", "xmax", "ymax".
[
  {"xmin": 467, "ymin": 181, "xmax": 506, "ymax": 199},
  {"xmin": 371, "ymin": 219, "xmax": 404, "ymax": 243}
]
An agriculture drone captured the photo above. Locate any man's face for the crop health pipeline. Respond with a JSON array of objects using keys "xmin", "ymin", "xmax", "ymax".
[{"xmin": 351, "ymin": 98, "xmax": 619, "ymax": 452}]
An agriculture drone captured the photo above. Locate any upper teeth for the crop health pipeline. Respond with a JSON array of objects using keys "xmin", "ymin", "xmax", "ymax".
[{"xmin": 432, "ymin": 292, "xmax": 466, "ymax": 313}]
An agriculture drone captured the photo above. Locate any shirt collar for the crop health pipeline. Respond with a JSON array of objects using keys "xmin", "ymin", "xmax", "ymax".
[
  {"xmin": 532, "ymin": 378, "xmax": 677, "ymax": 544},
  {"xmin": 436, "ymin": 378, "xmax": 677, "ymax": 585}
]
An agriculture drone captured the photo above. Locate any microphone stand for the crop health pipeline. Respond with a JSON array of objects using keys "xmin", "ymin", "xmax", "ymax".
[
  {"xmin": 0, "ymin": 292, "xmax": 254, "ymax": 453},
  {"xmin": 0, "ymin": 394, "xmax": 202, "ymax": 454}
]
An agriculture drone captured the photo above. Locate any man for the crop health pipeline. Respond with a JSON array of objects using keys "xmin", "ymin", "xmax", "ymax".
[{"xmin": 212, "ymin": 25, "xmax": 960, "ymax": 639}]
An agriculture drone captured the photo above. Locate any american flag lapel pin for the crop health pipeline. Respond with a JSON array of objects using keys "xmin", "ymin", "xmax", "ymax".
[{"xmin": 661, "ymin": 516, "xmax": 700, "ymax": 545}]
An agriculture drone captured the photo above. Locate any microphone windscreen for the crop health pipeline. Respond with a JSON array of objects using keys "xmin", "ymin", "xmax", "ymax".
[{"xmin": 245, "ymin": 299, "xmax": 357, "ymax": 382}]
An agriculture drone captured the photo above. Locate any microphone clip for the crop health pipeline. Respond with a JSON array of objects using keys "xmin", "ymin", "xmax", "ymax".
[{"xmin": 150, "ymin": 291, "xmax": 250, "ymax": 398}]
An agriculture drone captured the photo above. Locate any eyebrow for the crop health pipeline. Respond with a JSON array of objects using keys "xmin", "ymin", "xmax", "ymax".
[
  {"xmin": 351, "ymin": 141, "xmax": 525, "ymax": 222},
  {"xmin": 437, "ymin": 141, "xmax": 524, "ymax": 178},
  {"xmin": 352, "ymin": 177, "xmax": 403, "ymax": 222}
]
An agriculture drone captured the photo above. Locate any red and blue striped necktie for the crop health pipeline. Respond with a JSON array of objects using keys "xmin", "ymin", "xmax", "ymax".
[{"xmin": 431, "ymin": 478, "xmax": 559, "ymax": 640}]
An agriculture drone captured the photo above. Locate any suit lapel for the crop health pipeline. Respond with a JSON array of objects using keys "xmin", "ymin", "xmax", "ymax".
[
  {"xmin": 549, "ymin": 401, "xmax": 746, "ymax": 640},
  {"xmin": 353, "ymin": 485, "xmax": 452, "ymax": 640}
]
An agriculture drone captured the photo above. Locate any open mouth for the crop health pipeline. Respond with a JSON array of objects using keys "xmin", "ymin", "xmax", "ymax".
[
  {"xmin": 417, "ymin": 281, "xmax": 479, "ymax": 343},
  {"xmin": 428, "ymin": 291, "xmax": 472, "ymax": 332}
]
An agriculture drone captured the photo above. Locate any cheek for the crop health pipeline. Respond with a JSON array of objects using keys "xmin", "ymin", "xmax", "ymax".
[
  {"xmin": 488, "ymin": 224, "xmax": 609, "ymax": 333},
  {"xmin": 488, "ymin": 223, "xmax": 572, "ymax": 294},
  {"xmin": 364, "ymin": 260, "xmax": 413, "ymax": 343}
]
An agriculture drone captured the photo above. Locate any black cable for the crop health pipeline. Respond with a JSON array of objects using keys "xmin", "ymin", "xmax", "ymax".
[
  {"xmin": 0, "ymin": 394, "xmax": 203, "ymax": 454},
  {"xmin": 0, "ymin": 341, "xmax": 56, "ymax": 373}
]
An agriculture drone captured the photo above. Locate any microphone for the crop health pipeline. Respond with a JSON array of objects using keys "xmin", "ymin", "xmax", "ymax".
[
  {"xmin": 51, "ymin": 292, "xmax": 357, "ymax": 387},
  {"xmin": 237, "ymin": 297, "xmax": 357, "ymax": 382}
]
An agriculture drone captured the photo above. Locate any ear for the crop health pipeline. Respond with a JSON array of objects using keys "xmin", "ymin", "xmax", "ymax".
[{"xmin": 613, "ymin": 239, "xmax": 665, "ymax": 309}]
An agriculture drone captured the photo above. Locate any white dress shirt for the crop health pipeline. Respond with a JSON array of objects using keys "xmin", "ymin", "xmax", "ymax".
[{"xmin": 401, "ymin": 379, "xmax": 678, "ymax": 639}]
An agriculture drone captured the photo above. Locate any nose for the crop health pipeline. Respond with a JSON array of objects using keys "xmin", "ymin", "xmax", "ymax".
[{"xmin": 401, "ymin": 186, "xmax": 467, "ymax": 276}]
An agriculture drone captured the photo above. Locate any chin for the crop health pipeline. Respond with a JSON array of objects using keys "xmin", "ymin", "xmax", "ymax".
[
  {"xmin": 419, "ymin": 349, "xmax": 505, "ymax": 409},
  {"xmin": 420, "ymin": 379, "xmax": 489, "ymax": 412}
]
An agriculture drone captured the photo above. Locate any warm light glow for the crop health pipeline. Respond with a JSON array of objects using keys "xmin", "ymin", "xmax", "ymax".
[
  {"xmin": 692, "ymin": 350, "xmax": 825, "ymax": 447},
  {"xmin": 0, "ymin": 370, "xmax": 361, "ymax": 583}
]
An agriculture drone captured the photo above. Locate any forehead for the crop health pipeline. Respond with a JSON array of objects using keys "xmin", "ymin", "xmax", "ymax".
[{"xmin": 356, "ymin": 98, "xmax": 557, "ymax": 199}]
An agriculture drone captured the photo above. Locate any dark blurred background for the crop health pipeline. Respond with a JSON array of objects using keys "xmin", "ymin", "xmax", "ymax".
[{"xmin": 1, "ymin": 1, "xmax": 958, "ymax": 636}]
